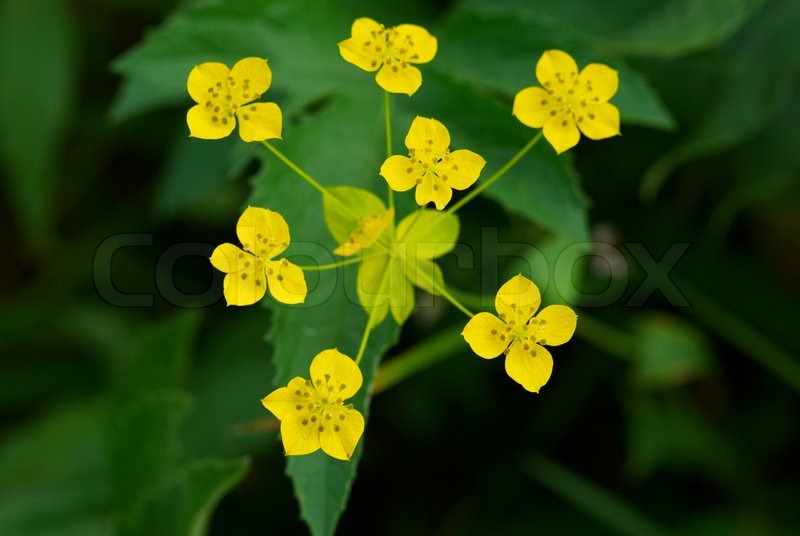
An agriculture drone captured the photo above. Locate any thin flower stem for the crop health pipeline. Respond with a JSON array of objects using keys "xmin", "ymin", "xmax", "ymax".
[
  {"xmin": 419, "ymin": 272, "xmax": 474, "ymax": 318},
  {"xmin": 384, "ymin": 90, "xmax": 395, "ymax": 212},
  {"xmin": 446, "ymin": 132, "xmax": 543, "ymax": 215},
  {"xmin": 355, "ymin": 311, "xmax": 377, "ymax": 366},
  {"xmin": 294, "ymin": 256, "xmax": 364, "ymax": 271},
  {"xmin": 261, "ymin": 140, "xmax": 327, "ymax": 196}
]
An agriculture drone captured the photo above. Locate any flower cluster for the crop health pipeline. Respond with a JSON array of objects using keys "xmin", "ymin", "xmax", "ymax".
[{"xmin": 191, "ymin": 22, "xmax": 616, "ymax": 460}]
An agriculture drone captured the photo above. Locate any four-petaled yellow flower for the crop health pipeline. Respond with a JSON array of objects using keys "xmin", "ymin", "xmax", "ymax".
[
  {"xmin": 262, "ymin": 349, "xmax": 365, "ymax": 461},
  {"xmin": 462, "ymin": 274, "xmax": 577, "ymax": 393},
  {"xmin": 338, "ymin": 18, "xmax": 437, "ymax": 95},
  {"xmin": 380, "ymin": 117, "xmax": 486, "ymax": 210},
  {"xmin": 513, "ymin": 50, "xmax": 620, "ymax": 154},
  {"xmin": 210, "ymin": 206, "xmax": 307, "ymax": 306},
  {"xmin": 334, "ymin": 208, "xmax": 394, "ymax": 257},
  {"xmin": 187, "ymin": 57, "xmax": 282, "ymax": 142}
]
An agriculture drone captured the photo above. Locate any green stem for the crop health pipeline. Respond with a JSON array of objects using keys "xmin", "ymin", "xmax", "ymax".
[
  {"xmin": 373, "ymin": 324, "xmax": 465, "ymax": 393},
  {"xmin": 678, "ymin": 279, "xmax": 800, "ymax": 395},
  {"xmin": 294, "ymin": 255, "xmax": 365, "ymax": 271},
  {"xmin": 417, "ymin": 270, "xmax": 474, "ymax": 318},
  {"xmin": 261, "ymin": 140, "xmax": 327, "ymax": 196},
  {"xmin": 355, "ymin": 310, "xmax": 378, "ymax": 365},
  {"xmin": 446, "ymin": 132, "xmax": 543, "ymax": 215},
  {"xmin": 384, "ymin": 90, "xmax": 395, "ymax": 212}
]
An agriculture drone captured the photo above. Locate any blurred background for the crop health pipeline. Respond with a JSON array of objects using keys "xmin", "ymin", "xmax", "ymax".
[{"xmin": 1, "ymin": 0, "xmax": 798, "ymax": 534}]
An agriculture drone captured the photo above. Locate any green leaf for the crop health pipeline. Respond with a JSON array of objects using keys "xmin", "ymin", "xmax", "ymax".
[
  {"xmin": 120, "ymin": 458, "xmax": 249, "ymax": 536},
  {"xmin": 396, "ymin": 72, "xmax": 592, "ymax": 242},
  {"xmin": 0, "ymin": 401, "xmax": 110, "ymax": 536},
  {"xmin": 611, "ymin": 0, "xmax": 766, "ymax": 58},
  {"xmin": 641, "ymin": 0, "xmax": 800, "ymax": 199},
  {"xmin": 0, "ymin": 0, "xmax": 75, "ymax": 251},
  {"xmin": 632, "ymin": 313, "xmax": 715, "ymax": 389},
  {"xmin": 110, "ymin": 0, "xmax": 360, "ymax": 122},
  {"xmin": 431, "ymin": 7, "xmax": 675, "ymax": 130},
  {"xmin": 249, "ymin": 92, "xmax": 399, "ymax": 536}
]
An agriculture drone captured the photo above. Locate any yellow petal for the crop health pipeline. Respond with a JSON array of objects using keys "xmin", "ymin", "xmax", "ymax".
[
  {"xmin": 266, "ymin": 259, "xmax": 307, "ymax": 305},
  {"xmin": 395, "ymin": 24, "xmax": 437, "ymax": 64},
  {"xmin": 338, "ymin": 18, "xmax": 384, "ymax": 72},
  {"xmin": 236, "ymin": 206, "xmax": 290, "ymax": 258},
  {"xmin": 535, "ymin": 49, "xmax": 579, "ymax": 89},
  {"xmin": 380, "ymin": 155, "xmax": 418, "ymax": 192},
  {"xmin": 187, "ymin": 104, "xmax": 235, "ymax": 140},
  {"xmin": 221, "ymin": 265, "xmax": 266, "ymax": 306},
  {"xmin": 280, "ymin": 411, "xmax": 321, "ymax": 456},
  {"xmin": 443, "ymin": 149, "xmax": 485, "ymax": 190},
  {"xmin": 389, "ymin": 255, "xmax": 415, "ymax": 325},
  {"xmin": 534, "ymin": 305, "xmax": 577, "ymax": 346},
  {"xmin": 495, "ymin": 274, "xmax": 541, "ymax": 322},
  {"xmin": 415, "ymin": 178, "xmax": 452, "ymax": 210},
  {"xmin": 512, "ymin": 86, "xmax": 553, "ymax": 129},
  {"xmin": 504, "ymin": 341, "xmax": 553, "ymax": 393},
  {"xmin": 462, "ymin": 312, "xmax": 509, "ymax": 359},
  {"xmin": 209, "ymin": 243, "xmax": 253, "ymax": 274},
  {"xmin": 404, "ymin": 116, "xmax": 450, "ymax": 154},
  {"xmin": 577, "ymin": 102, "xmax": 620, "ymax": 140},
  {"xmin": 319, "ymin": 407, "xmax": 365, "ymax": 461},
  {"xmin": 309, "ymin": 348, "xmax": 363, "ymax": 400},
  {"xmin": 187, "ymin": 61, "xmax": 230, "ymax": 104},
  {"xmin": 261, "ymin": 377, "xmax": 312, "ymax": 420},
  {"xmin": 230, "ymin": 57, "xmax": 272, "ymax": 103},
  {"xmin": 578, "ymin": 63, "xmax": 618, "ymax": 103},
  {"xmin": 236, "ymin": 102, "xmax": 282, "ymax": 142},
  {"xmin": 542, "ymin": 110, "xmax": 581, "ymax": 154},
  {"xmin": 375, "ymin": 63, "xmax": 422, "ymax": 95}
]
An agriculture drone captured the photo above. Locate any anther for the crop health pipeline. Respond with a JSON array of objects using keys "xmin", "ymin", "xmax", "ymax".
[
  {"xmin": 295, "ymin": 404, "xmax": 302, "ymax": 410},
  {"xmin": 240, "ymin": 273, "xmax": 247, "ymax": 280}
]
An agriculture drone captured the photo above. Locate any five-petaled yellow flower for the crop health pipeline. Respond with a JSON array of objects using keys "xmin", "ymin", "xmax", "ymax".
[
  {"xmin": 187, "ymin": 57, "xmax": 282, "ymax": 142},
  {"xmin": 210, "ymin": 206, "xmax": 307, "ymax": 306},
  {"xmin": 462, "ymin": 274, "xmax": 577, "ymax": 393},
  {"xmin": 262, "ymin": 349, "xmax": 365, "ymax": 461},
  {"xmin": 380, "ymin": 117, "xmax": 486, "ymax": 210},
  {"xmin": 513, "ymin": 50, "xmax": 620, "ymax": 154},
  {"xmin": 338, "ymin": 18, "xmax": 437, "ymax": 95}
]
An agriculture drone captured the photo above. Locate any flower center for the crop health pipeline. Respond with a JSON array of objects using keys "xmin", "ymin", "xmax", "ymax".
[
  {"xmin": 202, "ymin": 76, "xmax": 260, "ymax": 125},
  {"xmin": 541, "ymin": 72, "xmax": 601, "ymax": 125},
  {"xmin": 363, "ymin": 26, "xmax": 419, "ymax": 72},
  {"xmin": 409, "ymin": 146, "xmax": 452, "ymax": 191}
]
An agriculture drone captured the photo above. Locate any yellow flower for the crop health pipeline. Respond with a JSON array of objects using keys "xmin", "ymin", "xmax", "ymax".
[
  {"xmin": 338, "ymin": 18, "xmax": 437, "ymax": 95},
  {"xmin": 380, "ymin": 117, "xmax": 486, "ymax": 210},
  {"xmin": 334, "ymin": 208, "xmax": 395, "ymax": 256},
  {"xmin": 512, "ymin": 50, "xmax": 620, "ymax": 154},
  {"xmin": 186, "ymin": 57, "xmax": 282, "ymax": 142},
  {"xmin": 210, "ymin": 206, "xmax": 307, "ymax": 306},
  {"xmin": 261, "ymin": 349, "xmax": 365, "ymax": 461},
  {"xmin": 461, "ymin": 274, "xmax": 577, "ymax": 393}
]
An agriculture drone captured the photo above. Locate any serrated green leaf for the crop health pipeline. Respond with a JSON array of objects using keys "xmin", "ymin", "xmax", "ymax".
[
  {"xmin": 110, "ymin": 0, "xmax": 360, "ymax": 122},
  {"xmin": 249, "ymin": 90, "xmax": 399, "ymax": 535}
]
